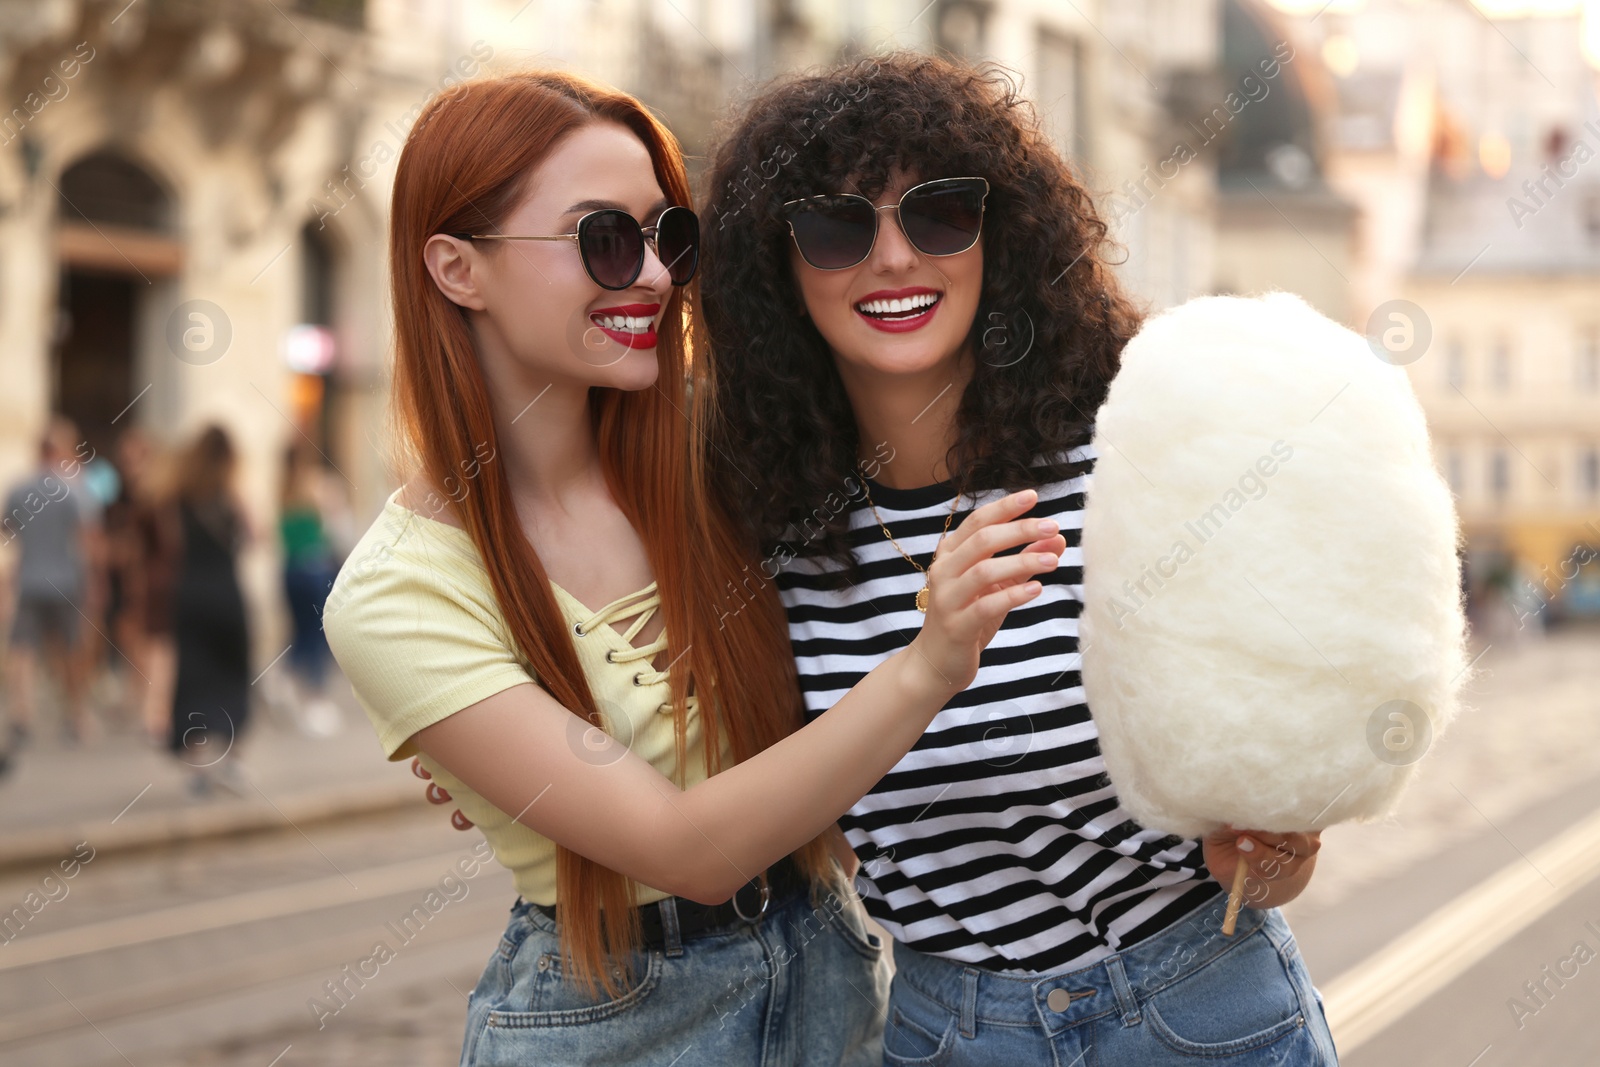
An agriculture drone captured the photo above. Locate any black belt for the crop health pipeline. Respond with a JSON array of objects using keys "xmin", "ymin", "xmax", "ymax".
[{"xmin": 531, "ymin": 857, "xmax": 811, "ymax": 951}]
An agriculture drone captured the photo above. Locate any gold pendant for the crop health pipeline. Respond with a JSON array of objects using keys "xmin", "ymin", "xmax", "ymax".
[{"xmin": 915, "ymin": 584, "xmax": 930, "ymax": 613}]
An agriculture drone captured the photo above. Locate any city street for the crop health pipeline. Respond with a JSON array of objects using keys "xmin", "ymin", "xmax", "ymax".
[
  {"xmin": 1, "ymin": 626, "xmax": 1595, "ymax": 1065},
  {"xmin": 1287, "ymin": 624, "xmax": 1600, "ymax": 1064},
  {"xmin": 0, "ymin": 706, "xmax": 514, "ymax": 1067},
  {"xmin": 0, "ymin": 1, "xmax": 1595, "ymax": 1062}
]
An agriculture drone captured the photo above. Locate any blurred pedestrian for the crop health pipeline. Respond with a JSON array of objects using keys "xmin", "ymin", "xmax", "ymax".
[
  {"xmin": 104, "ymin": 428, "xmax": 182, "ymax": 744},
  {"xmin": 277, "ymin": 439, "xmax": 346, "ymax": 737},
  {"xmin": 168, "ymin": 425, "xmax": 253, "ymax": 797},
  {"xmin": 79, "ymin": 445, "xmax": 128, "ymax": 723},
  {"xmin": 2, "ymin": 417, "xmax": 102, "ymax": 750}
]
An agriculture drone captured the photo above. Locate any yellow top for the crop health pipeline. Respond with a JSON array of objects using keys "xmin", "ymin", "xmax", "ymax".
[{"xmin": 323, "ymin": 490, "xmax": 725, "ymax": 906}]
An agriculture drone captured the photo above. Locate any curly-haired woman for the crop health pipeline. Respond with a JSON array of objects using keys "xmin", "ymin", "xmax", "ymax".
[
  {"xmin": 324, "ymin": 67, "xmax": 1066, "ymax": 1066},
  {"xmin": 697, "ymin": 52, "xmax": 1341, "ymax": 1066}
]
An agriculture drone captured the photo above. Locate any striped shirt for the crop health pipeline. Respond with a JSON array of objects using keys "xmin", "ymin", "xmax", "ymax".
[{"xmin": 774, "ymin": 443, "xmax": 1225, "ymax": 974}]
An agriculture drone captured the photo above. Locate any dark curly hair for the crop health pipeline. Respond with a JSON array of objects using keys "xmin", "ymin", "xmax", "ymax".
[{"xmin": 699, "ymin": 50, "xmax": 1145, "ymax": 585}]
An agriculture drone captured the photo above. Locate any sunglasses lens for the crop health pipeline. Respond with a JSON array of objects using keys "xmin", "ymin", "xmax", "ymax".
[
  {"xmin": 788, "ymin": 196, "xmax": 877, "ymax": 269},
  {"xmin": 900, "ymin": 179, "xmax": 987, "ymax": 256},
  {"xmin": 656, "ymin": 207, "xmax": 700, "ymax": 286},
  {"xmin": 579, "ymin": 210, "xmax": 645, "ymax": 289}
]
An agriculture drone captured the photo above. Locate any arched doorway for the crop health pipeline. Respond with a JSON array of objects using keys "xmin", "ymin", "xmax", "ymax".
[{"xmin": 53, "ymin": 150, "xmax": 182, "ymax": 457}]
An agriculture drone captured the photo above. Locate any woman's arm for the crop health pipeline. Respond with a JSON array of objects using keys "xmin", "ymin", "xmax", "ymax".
[{"xmin": 412, "ymin": 489, "xmax": 1064, "ymax": 904}]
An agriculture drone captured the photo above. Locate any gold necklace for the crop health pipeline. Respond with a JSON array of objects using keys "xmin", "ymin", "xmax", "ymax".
[{"xmin": 858, "ymin": 478, "xmax": 964, "ymax": 613}]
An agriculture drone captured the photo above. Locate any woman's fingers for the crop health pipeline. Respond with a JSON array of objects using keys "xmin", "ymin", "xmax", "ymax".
[
  {"xmin": 1235, "ymin": 828, "xmax": 1321, "ymax": 857},
  {"xmin": 954, "ymin": 552, "xmax": 1059, "ymax": 604},
  {"xmin": 1226, "ymin": 826, "xmax": 1321, "ymax": 881},
  {"xmin": 969, "ymin": 579, "xmax": 1046, "ymax": 623},
  {"xmin": 906, "ymin": 489, "xmax": 1060, "ymax": 692},
  {"xmin": 1023, "ymin": 534, "xmax": 1068, "ymax": 555},
  {"xmin": 415, "ymin": 757, "xmax": 470, "ymax": 829},
  {"xmin": 939, "ymin": 531, "xmax": 1065, "ymax": 608},
  {"xmin": 940, "ymin": 514, "xmax": 1058, "ymax": 578},
  {"xmin": 972, "ymin": 535, "xmax": 1066, "ymax": 598},
  {"xmin": 937, "ymin": 489, "xmax": 1039, "ymax": 560}
]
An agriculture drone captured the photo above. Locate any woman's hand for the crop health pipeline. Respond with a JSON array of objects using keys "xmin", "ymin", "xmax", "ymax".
[
  {"xmin": 1203, "ymin": 824, "xmax": 1322, "ymax": 909},
  {"xmin": 413, "ymin": 756, "xmax": 474, "ymax": 830},
  {"xmin": 904, "ymin": 489, "xmax": 1066, "ymax": 698}
]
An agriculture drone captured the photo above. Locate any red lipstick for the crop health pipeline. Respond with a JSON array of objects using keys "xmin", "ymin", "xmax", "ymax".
[
  {"xmin": 852, "ymin": 287, "xmax": 943, "ymax": 334},
  {"xmin": 589, "ymin": 303, "xmax": 661, "ymax": 350}
]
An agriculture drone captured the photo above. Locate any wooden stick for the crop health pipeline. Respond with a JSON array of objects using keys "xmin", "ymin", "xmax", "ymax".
[{"xmin": 1222, "ymin": 855, "xmax": 1249, "ymax": 936}]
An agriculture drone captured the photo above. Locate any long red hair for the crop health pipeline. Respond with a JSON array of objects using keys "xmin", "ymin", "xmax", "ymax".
[{"xmin": 388, "ymin": 70, "xmax": 831, "ymax": 996}]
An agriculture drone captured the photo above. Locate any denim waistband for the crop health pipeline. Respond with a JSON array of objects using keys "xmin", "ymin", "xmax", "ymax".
[
  {"xmin": 507, "ymin": 876, "xmax": 830, "ymax": 953},
  {"xmin": 888, "ymin": 891, "xmax": 1289, "ymax": 1038}
]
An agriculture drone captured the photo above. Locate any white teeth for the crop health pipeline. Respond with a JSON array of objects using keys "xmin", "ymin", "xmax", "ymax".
[
  {"xmin": 855, "ymin": 293, "xmax": 940, "ymax": 317},
  {"xmin": 591, "ymin": 314, "xmax": 653, "ymax": 333}
]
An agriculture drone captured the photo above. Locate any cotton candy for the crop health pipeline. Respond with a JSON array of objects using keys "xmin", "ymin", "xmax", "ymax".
[{"xmin": 1079, "ymin": 291, "xmax": 1470, "ymax": 838}]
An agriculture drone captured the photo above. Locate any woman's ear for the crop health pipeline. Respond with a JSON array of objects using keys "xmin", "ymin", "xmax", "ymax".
[{"xmin": 423, "ymin": 234, "xmax": 490, "ymax": 311}]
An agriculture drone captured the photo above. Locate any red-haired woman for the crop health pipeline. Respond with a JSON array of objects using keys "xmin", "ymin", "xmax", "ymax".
[{"xmin": 322, "ymin": 69, "xmax": 1064, "ymax": 1066}]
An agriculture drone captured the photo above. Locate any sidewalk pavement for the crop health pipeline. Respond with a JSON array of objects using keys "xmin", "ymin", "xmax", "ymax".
[{"xmin": 0, "ymin": 686, "xmax": 420, "ymax": 872}]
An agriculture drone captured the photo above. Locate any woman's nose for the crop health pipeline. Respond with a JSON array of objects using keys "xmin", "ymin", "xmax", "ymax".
[{"xmin": 870, "ymin": 208, "xmax": 920, "ymax": 272}]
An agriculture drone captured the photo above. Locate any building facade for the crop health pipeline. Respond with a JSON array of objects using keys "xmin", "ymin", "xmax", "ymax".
[{"xmin": 1272, "ymin": 0, "xmax": 1600, "ymax": 619}]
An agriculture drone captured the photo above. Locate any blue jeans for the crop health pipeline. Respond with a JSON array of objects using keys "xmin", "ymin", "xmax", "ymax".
[
  {"xmin": 881, "ymin": 894, "xmax": 1339, "ymax": 1065},
  {"xmin": 460, "ymin": 878, "xmax": 891, "ymax": 1066},
  {"xmin": 284, "ymin": 557, "xmax": 336, "ymax": 688}
]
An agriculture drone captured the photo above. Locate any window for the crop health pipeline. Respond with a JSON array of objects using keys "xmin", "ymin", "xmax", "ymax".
[
  {"xmin": 1490, "ymin": 449, "xmax": 1510, "ymax": 502},
  {"xmin": 1037, "ymin": 28, "xmax": 1085, "ymax": 163},
  {"xmin": 935, "ymin": 1, "xmax": 990, "ymax": 59},
  {"xmin": 1446, "ymin": 338, "xmax": 1466, "ymax": 389},
  {"xmin": 1491, "ymin": 338, "xmax": 1512, "ymax": 391},
  {"xmin": 1577, "ymin": 330, "xmax": 1599, "ymax": 392},
  {"xmin": 295, "ymin": 0, "xmax": 364, "ymax": 26}
]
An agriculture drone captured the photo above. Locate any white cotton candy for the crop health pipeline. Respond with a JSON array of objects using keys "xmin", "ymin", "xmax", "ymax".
[{"xmin": 1079, "ymin": 291, "xmax": 1471, "ymax": 838}]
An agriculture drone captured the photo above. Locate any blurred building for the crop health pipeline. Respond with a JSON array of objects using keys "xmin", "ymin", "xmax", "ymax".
[
  {"xmin": 0, "ymin": 0, "xmax": 502, "ymax": 654},
  {"xmin": 12, "ymin": 0, "xmax": 1580, "ymax": 654},
  {"xmin": 1269, "ymin": 0, "xmax": 1600, "ymax": 620},
  {"xmin": 1210, "ymin": 0, "xmax": 1359, "ymax": 323},
  {"xmin": 0, "ymin": 0, "xmax": 1253, "ymax": 657}
]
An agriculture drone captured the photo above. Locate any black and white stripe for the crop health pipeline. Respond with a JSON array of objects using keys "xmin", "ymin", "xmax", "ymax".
[{"xmin": 775, "ymin": 443, "xmax": 1225, "ymax": 973}]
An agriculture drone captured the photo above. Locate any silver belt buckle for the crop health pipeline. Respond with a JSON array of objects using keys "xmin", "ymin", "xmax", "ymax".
[{"xmin": 732, "ymin": 875, "xmax": 771, "ymax": 923}]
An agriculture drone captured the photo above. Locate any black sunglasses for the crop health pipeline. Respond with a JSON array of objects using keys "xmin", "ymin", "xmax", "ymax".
[
  {"xmin": 453, "ymin": 205, "xmax": 700, "ymax": 290},
  {"xmin": 782, "ymin": 177, "xmax": 990, "ymax": 270}
]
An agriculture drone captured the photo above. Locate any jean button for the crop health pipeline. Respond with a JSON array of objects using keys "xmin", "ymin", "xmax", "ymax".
[
  {"xmin": 537, "ymin": 954, "xmax": 551, "ymax": 971},
  {"xmin": 1047, "ymin": 988, "xmax": 1072, "ymax": 1012}
]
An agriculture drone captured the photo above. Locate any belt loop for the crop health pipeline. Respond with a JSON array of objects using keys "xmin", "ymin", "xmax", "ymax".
[
  {"xmin": 1104, "ymin": 954, "xmax": 1141, "ymax": 1026},
  {"xmin": 658, "ymin": 897, "xmax": 685, "ymax": 958},
  {"xmin": 960, "ymin": 967, "xmax": 979, "ymax": 1039}
]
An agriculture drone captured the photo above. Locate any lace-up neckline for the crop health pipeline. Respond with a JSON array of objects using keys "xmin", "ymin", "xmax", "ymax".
[{"xmin": 560, "ymin": 581, "xmax": 683, "ymax": 714}]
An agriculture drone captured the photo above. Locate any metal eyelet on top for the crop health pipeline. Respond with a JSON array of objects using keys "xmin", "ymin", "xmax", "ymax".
[
  {"xmin": 605, "ymin": 650, "xmax": 616, "ymax": 663},
  {"xmin": 573, "ymin": 622, "xmax": 587, "ymax": 637},
  {"xmin": 632, "ymin": 672, "xmax": 644, "ymax": 686}
]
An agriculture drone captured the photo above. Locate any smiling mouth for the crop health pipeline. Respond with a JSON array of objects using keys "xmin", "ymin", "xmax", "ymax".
[
  {"xmin": 587, "ymin": 304, "xmax": 660, "ymax": 350},
  {"xmin": 854, "ymin": 292, "xmax": 943, "ymax": 321},
  {"xmin": 589, "ymin": 312, "xmax": 656, "ymax": 334}
]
